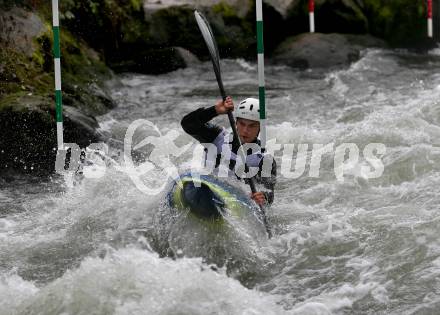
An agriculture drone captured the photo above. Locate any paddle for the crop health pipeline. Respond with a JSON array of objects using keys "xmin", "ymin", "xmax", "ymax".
[{"xmin": 194, "ymin": 10, "xmax": 272, "ymax": 238}]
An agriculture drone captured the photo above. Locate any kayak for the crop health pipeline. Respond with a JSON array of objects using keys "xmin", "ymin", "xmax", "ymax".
[
  {"xmin": 167, "ymin": 172, "xmax": 264, "ymax": 226},
  {"xmin": 161, "ymin": 172, "xmax": 269, "ymax": 265}
]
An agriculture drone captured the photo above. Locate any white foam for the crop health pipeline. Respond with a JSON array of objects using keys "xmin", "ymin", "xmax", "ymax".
[
  {"xmin": 16, "ymin": 247, "xmax": 286, "ymax": 315},
  {"xmin": 0, "ymin": 271, "xmax": 39, "ymax": 313},
  {"xmin": 236, "ymin": 58, "xmax": 257, "ymax": 71}
]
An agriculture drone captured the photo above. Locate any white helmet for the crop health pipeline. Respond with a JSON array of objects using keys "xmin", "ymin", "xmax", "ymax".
[{"xmin": 235, "ymin": 98, "xmax": 260, "ymax": 122}]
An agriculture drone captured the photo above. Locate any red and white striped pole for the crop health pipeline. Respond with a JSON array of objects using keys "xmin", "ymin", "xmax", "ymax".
[
  {"xmin": 428, "ymin": 0, "xmax": 433, "ymax": 37},
  {"xmin": 309, "ymin": 0, "xmax": 315, "ymax": 33}
]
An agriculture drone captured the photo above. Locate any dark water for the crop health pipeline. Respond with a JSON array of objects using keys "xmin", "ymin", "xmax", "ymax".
[{"xmin": 2, "ymin": 48, "xmax": 440, "ymax": 314}]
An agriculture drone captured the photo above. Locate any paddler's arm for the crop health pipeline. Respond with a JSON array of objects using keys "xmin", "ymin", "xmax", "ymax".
[
  {"xmin": 181, "ymin": 106, "xmax": 221, "ymax": 143},
  {"xmin": 181, "ymin": 97, "xmax": 234, "ymax": 143}
]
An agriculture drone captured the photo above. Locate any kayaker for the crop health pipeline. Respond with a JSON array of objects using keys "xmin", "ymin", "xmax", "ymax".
[{"xmin": 181, "ymin": 96, "xmax": 276, "ymax": 206}]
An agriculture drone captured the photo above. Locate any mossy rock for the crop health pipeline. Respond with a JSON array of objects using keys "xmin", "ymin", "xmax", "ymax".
[
  {"xmin": 59, "ymin": 0, "xmax": 150, "ymax": 59},
  {"xmin": 1, "ymin": 5, "xmax": 115, "ymax": 114},
  {"xmin": 0, "ymin": 47, "xmax": 53, "ymax": 98},
  {"xmin": 109, "ymin": 46, "xmax": 200, "ymax": 74},
  {"xmin": 0, "ymin": 7, "xmax": 53, "ymax": 97}
]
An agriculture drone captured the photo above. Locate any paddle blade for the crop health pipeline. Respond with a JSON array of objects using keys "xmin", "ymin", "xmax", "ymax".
[
  {"xmin": 194, "ymin": 10, "xmax": 226, "ymax": 99},
  {"xmin": 194, "ymin": 10, "xmax": 220, "ymax": 68}
]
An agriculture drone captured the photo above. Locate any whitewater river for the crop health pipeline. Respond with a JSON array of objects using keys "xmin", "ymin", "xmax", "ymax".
[{"xmin": 2, "ymin": 48, "xmax": 440, "ymax": 314}]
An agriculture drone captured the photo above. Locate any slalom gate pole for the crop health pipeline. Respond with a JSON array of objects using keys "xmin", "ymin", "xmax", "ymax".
[
  {"xmin": 52, "ymin": 0, "xmax": 64, "ymax": 150},
  {"xmin": 428, "ymin": 0, "xmax": 433, "ymax": 37},
  {"xmin": 309, "ymin": 0, "xmax": 315, "ymax": 33},
  {"xmin": 256, "ymin": 0, "xmax": 267, "ymax": 152}
]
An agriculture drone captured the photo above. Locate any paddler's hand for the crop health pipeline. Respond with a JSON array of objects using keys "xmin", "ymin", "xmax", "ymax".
[
  {"xmin": 215, "ymin": 96, "xmax": 234, "ymax": 114},
  {"xmin": 251, "ymin": 192, "xmax": 266, "ymax": 206}
]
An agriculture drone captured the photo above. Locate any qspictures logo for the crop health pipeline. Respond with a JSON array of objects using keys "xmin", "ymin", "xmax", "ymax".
[{"xmin": 55, "ymin": 119, "xmax": 386, "ymax": 195}]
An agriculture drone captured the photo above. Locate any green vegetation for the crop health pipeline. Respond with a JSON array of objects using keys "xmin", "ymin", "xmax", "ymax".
[{"xmin": 363, "ymin": 0, "xmax": 428, "ymax": 47}]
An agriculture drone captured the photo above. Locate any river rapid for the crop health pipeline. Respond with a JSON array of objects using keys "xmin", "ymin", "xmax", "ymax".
[{"xmin": 2, "ymin": 48, "xmax": 440, "ymax": 314}]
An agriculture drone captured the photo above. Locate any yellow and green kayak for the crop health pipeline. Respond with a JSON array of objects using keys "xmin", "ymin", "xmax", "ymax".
[{"xmin": 167, "ymin": 172, "xmax": 265, "ymax": 226}]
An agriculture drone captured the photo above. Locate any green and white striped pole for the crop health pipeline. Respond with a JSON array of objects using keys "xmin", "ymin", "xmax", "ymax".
[
  {"xmin": 256, "ymin": 0, "xmax": 266, "ymax": 152},
  {"xmin": 52, "ymin": 0, "xmax": 64, "ymax": 150}
]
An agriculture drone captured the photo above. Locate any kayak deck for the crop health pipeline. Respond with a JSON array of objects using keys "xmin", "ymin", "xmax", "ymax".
[{"xmin": 167, "ymin": 173, "xmax": 261, "ymax": 222}]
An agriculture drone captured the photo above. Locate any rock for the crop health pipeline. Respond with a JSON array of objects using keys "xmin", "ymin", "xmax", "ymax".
[
  {"xmin": 272, "ymin": 32, "xmax": 386, "ymax": 69},
  {"xmin": 0, "ymin": 6, "xmax": 114, "ymax": 112},
  {"xmin": 109, "ymin": 46, "xmax": 198, "ymax": 74},
  {"xmin": 0, "ymin": 95, "xmax": 104, "ymax": 175},
  {"xmin": 62, "ymin": 81, "xmax": 117, "ymax": 116},
  {"xmin": 0, "ymin": 7, "xmax": 47, "ymax": 57},
  {"xmin": 63, "ymin": 105, "xmax": 105, "ymax": 147},
  {"xmin": 343, "ymin": 33, "xmax": 387, "ymax": 48},
  {"xmin": 87, "ymin": 83, "xmax": 117, "ymax": 110}
]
